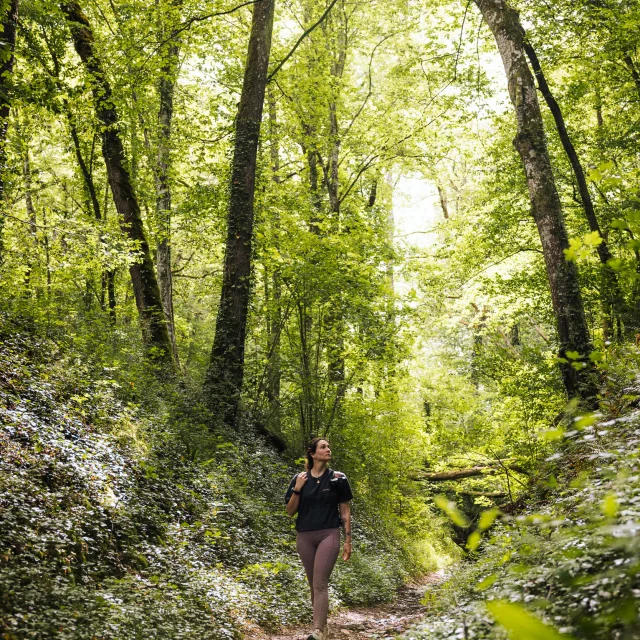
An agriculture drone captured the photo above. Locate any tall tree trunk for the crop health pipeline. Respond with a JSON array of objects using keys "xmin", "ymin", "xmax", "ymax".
[
  {"xmin": 524, "ymin": 41, "xmax": 625, "ymax": 336},
  {"xmin": 205, "ymin": 0, "xmax": 276, "ymax": 427},
  {"xmin": 0, "ymin": 0, "xmax": 19, "ymax": 263},
  {"xmin": 322, "ymin": 5, "xmax": 347, "ymax": 425},
  {"xmin": 437, "ymin": 184, "xmax": 449, "ymax": 219},
  {"xmin": 474, "ymin": 0, "xmax": 596, "ymax": 401},
  {"xmin": 154, "ymin": 4, "xmax": 181, "ymax": 364},
  {"xmin": 67, "ymin": 110, "xmax": 117, "ymax": 321},
  {"xmin": 21, "ymin": 134, "xmax": 37, "ymax": 291},
  {"xmin": 61, "ymin": 2, "xmax": 173, "ymax": 366},
  {"xmin": 623, "ymin": 55, "xmax": 640, "ymax": 101},
  {"xmin": 265, "ymin": 89, "xmax": 282, "ymax": 428}
]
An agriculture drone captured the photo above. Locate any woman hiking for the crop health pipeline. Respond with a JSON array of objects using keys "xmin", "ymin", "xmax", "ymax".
[{"xmin": 285, "ymin": 437, "xmax": 353, "ymax": 640}]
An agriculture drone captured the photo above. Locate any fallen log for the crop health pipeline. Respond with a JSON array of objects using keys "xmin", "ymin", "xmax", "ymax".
[
  {"xmin": 458, "ymin": 490, "xmax": 507, "ymax": 498},
  {"xmin": 423, "ymin": 464, "xmax": 528, "ymax": 481}
]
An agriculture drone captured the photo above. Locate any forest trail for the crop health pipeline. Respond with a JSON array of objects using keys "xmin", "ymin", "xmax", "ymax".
[{"xmin": 246, "ymin": 572, "xmax": 444, "ymax": 640}]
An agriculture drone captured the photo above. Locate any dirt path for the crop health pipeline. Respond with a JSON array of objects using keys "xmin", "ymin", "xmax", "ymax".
[{"xmin": 245, "ymin": 572, "xmax": 444, "ymax": 640}]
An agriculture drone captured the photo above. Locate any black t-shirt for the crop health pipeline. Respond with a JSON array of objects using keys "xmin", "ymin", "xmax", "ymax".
[{"xmin": 285, "ymin": 468, "xmax": 353, "ymax": 532}]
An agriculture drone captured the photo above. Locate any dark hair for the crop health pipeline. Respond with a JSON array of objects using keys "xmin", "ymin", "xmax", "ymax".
[{"xmin": 305, "ymin": 437, "xmax": 328, "ymax": 471}]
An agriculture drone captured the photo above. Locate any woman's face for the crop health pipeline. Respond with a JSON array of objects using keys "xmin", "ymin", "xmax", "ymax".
[{"xmin": 312, "ymin": 439, "xmax": 332, "ymax": 462}]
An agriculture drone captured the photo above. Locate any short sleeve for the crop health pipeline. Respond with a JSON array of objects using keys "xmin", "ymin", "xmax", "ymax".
[
  {"xmin": 335, "ymin": 472, "xmax": 353, "ymax": 503},
  {"xmin": 284, "ymin": 474, "xmax": 298, "ymax": 503}
]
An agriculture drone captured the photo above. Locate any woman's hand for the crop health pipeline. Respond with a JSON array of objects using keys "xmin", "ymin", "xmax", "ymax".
[
  {"xmin": 342, "ymin": 541, "xmax": 352, "ymax": 562},
  {"xmin": 294, "ymin": 472, "xmax": 308, "ymax": 492}
]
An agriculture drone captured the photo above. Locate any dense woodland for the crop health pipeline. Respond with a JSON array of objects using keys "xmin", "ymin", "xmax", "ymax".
[{"xmin": 1, "ymin": 0, "xmax": 640, "ymax": 638}]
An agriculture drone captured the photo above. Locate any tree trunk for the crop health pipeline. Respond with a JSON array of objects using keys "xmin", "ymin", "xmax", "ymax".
[
  {"xmin": 21, "ymin": 135, "xmax": 37, "ymax": 290},
  {"xmin": 205, "ymin": 0, "xmax": 276, "ymax": 427},
  {"xmin": 67, "ymin": 109, "xmax": 117, "ymax": 321},
  {"xmin": 265, "ymin": 88, "xmax": 282, "ymax": 429},
  {"xmin": 437, "ymin": 184, "xmax": 449, "ymax": 219},
  {"xmin": 155, "ymin": 61, "xmax": 180, "ymax": 364},
  {"xmin": 623, "ymin": 55, "xmax": 640, "ymax": 101},
  {"xmin": 0, "ymin": 0, "xmax": 19, "ymax": 263},
  {"xmin": 154, "ymin": 7, "xmax": 181, "ymax": 364},
  {"xmin": 61, "ymin": 2, "xmax": 173, "ymax": 366},
  {"xmin": 474, "ymin": 0, "xmax": 596, "ymax": 401},
  {"xmin": 524, "ymin": 42, "xmax": 625, "ymax": 336}
]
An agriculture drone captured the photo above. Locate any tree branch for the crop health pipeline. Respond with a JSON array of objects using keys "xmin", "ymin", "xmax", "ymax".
[{"xmin": 267, "ymin": 0, "xmax": 340, "ymax": 83}]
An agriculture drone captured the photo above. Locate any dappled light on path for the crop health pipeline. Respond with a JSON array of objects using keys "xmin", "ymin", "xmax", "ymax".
[{"xmin": 248, "ymin": 573, "xmax": 444, "ymax": 640}]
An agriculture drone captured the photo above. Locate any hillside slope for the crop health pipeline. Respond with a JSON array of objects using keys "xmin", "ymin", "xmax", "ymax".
[{"xmin": 0, "ymin": 321, "xmax": 412, "ymax": 639}]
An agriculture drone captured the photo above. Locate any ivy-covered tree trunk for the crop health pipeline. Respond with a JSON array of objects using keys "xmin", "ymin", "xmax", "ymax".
[
  {"xmin": 265, "ymin": 90, "xmax": 282, "ymax": 429},
  {"xmin": 474, "ymin": 0, "xmax": 597, "ymax": 401},
  {"xmin": 624, "ymin": 55, "xmax": 640, "ymax": 101},
  {"xmin": 524, "ymin": 41, "xmax": 625, "ymax": 337},
  {"xmin": 205, "ymin": 0, "xmax": 276, "ymax": 427},
  {"xmin": 61, "ymin": 2, "xmax": 174, "ymax": 366},
  {"xmin": 0, "ymin": 0, "xmax": 19, "ymax": 263},
  {"xmin": 155, "ymin": 38, "xmax": 180, "ymax": 365}
]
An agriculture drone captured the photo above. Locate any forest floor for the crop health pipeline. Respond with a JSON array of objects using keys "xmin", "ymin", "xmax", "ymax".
[{"xmin": 246, "ymin": 572, "xmax": 445, "ymax": 640}]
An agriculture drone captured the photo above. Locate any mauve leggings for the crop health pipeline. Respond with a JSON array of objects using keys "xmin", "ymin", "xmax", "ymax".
[{"xmin": 296, "ymin": 528, "xmax": 341, "ymax": 629}]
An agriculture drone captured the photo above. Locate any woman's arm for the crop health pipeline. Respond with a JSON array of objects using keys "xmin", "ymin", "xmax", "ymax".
[
  {"xmin": 286, "ymin": 472, "xmax": 308, "ymax": 517},
  {"xmin": 339, "ymin": 502, "xmax": 352, "ymax": 561}
]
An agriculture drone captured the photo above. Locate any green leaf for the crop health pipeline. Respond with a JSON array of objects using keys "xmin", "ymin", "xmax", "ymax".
[
  {"xmin": 466, "ymin": 530, "xmax": 481, "ymax": 551},
  {"xmin": 610, "ymin": 219, "xmax": 630, "ymax": 230},
  {"xmin": 542, "ymin": 428, "xmax": 564, "ymax": 441},
  {"xmin": 434, "ymin": 494, "xmax": 469, "ymax": 527},
  {"xmin": 582, "ymin": 231, "xmax": 603, "ymax": 247},
  {"xmin": 601, "ymin": 493, "xmax": 619, "ymax": 518},
  {"xmin": 563, "ymin": 238, "xmax": 582, "ymax": 262},
  {"xmin": 564, "ymin": 351, "xmax": 581, "ymax": 360},
  {"xmin": 478, "ymin": 508, "xmax": 500, "ymax": 531},
  {"xmin": 574, "ymin": 414, "xmax": 596, "ymax": 429},
  {"xmin": 588, "ymin": 168, "xmax": 602, "ymax": 182},
  {"xmin": 487, "ymin": 601, "xmax": 574, "ymax": 639},
  {"xmin": 588, "ymin": 350, "xmax": 605, "ymax": 363},
  {"xmin": 475, "ymin": 573, "xmax": 498, "ymax": 591}
]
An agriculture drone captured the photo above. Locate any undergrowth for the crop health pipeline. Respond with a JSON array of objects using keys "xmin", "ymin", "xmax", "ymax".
[
  {"xmin": 0, "ymin": 317, "xmax": 419, "ymax": 639},
  {"xmin": 402, "ymin": 349, "xmax": 640, "ymax": 640}
]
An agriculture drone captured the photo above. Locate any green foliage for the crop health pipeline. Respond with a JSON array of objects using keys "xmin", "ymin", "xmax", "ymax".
[
  {"xmin": 0, "ymin": 321, "xmax": 421, "ymax": 637},
  {"xmin": 401, "ymin": 357, "xmax": 640, "ymax": 639}
]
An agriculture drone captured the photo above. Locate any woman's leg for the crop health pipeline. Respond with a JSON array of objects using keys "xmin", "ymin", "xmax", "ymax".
[
  {"xmin": 296, "ymin": 531, "xmax": 319, "ymax": 606},
  {"xmin": 311, "ymin": 529, "xmax": 340, "ymax": 630}
]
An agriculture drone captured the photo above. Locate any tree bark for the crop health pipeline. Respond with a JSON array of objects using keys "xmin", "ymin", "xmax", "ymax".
[
  {"xmin": 67, "ymin": 111, "xmax": 116, "ymax": 321},
  {"xmin": 437, "ymin": 184, "xmax": 449, "ymax": 219},
  {"xmin": 623, "ymin": 55, "xmax": 640, "ymax": 102},
  {"xmin": 423, "ymin": 464, "xmax": 528, "ymax": 481},
  {"xmin": 61, "ymin": 2, "xmax": 173, "ymax": 366},
  {"xmin": 0, "ymin": 0, "xmax": 19, "ymax": 263},
  {"xmin": 265, "ymin": 88, "xmax": 282, "ymax": 429},
  {"xmin": 524, "ymin": 42, "xmax": 625, "ymax": 335},
  {"xmin": 474, "ymin": 0, "xmax": 596, "ymax": 401},
  {"xmin": 205, "ymin": 0, "xmax": 276, "ymax": 427},
  {"xmin": 154, "ymin": 6, "xmax": 181, "ymax": 365}
]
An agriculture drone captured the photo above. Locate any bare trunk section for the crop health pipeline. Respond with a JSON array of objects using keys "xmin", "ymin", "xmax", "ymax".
[
  {"xmin": 474, "ymin": 0, "xmax": 596, "ymax": 401},
  {"xmin": 67, "ymin": 111, "xmax": 116, "ymax": 322},
  {"xmin": 322, "ymin": 5, "xmax": 347, "ymax": 426},
  {"xmin": 623, "ymin": 55, "xmax": 640, "ymax": 101},
  {"xmin": 265, "ymin": 89, "xmax": 282, "ymax": 430},
  {"xmin": 524, "ymin": 42, "xmax": 625, "ymax": 335},
  {"xmin": 61, "ymin": 2, "xmax": 173, "ymax": 366},
  {"xmin": 21, "ymin": 134, "xmax": 37, "ymax": 290},
  {"xmin": 205, "ymin": 0, "xmax": 276, "ymax": 427},
  {"xmin": 0, "ymin": 0, "xmax": 18, "ymax": 263},
  {"xmin": 154, "ymin": 11, "xmax": 181, "ymax": 364},
  {"xmin": 437, "ymin": 184, "xmax": 449, "ymax": 219}
]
